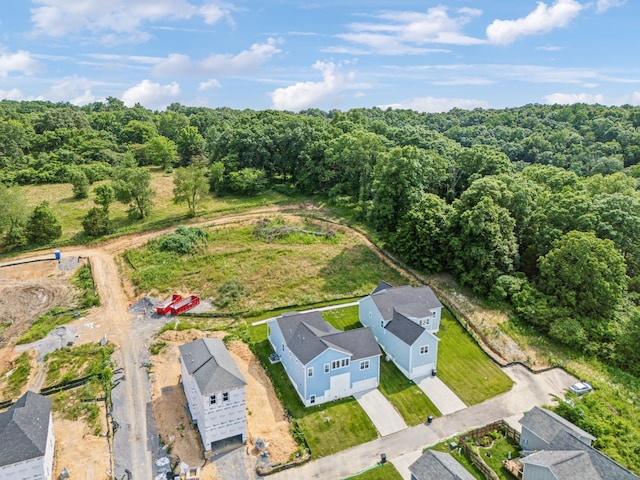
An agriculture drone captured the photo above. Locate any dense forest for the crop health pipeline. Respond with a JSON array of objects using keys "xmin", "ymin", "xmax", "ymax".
[{"xmin": 2, "ymin": 99, "xmax": 640, "ymax": 380}]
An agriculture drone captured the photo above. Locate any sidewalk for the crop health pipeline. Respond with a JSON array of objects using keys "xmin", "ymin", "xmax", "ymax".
[{"xmin": 269, "ymin": 365, "xmax": 576, "ymax": 480}]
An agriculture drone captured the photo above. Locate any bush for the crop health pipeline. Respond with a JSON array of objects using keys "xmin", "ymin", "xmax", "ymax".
[
  {"xmin": 157, "ymin": 226, "xmax": 209, "ymax": 255},
  {"xmin": 82, "ymin": 207, "xmax": 111, "ymax": 237}
]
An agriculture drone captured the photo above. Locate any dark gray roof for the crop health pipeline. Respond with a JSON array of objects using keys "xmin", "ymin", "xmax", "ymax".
[
  {"xmin": 385, "ymin": 310, "xmax": 429, "ymax": 346},
  {"xmin": 372, "ymin": 281, "xmax": 394, "ymax": 294},
  {"xmin": 521, "ymin": 450, "xmax": 600, "ymax": 480},
  {"xmin": 0, "ymin": 391, "xmax": 52, "ymax": 467},
  {"xmin": 409, "ymin": 450, "xmax": 476, "ymax": 480},
  {"xmin": 275, "ymin": 311, "xmax": 381, "ymax": 364},
  {"xmin": 546, "ymin": 430, "xmax": 639, "ymax": 480},
  {"xmin": 520, "ymin": 406, "xmax": 596, "ymax": 445},
  {"xmin": 179, "ymin": 338, "xmax": 247, "ymax": 395},
  {"xmin": 371, "ymin": 285, "xmax": 443, "ymax": 321}
]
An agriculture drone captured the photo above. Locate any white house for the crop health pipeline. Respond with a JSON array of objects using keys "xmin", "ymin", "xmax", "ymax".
[
  {"xmin": 179, "ymin": 338, "xmax": 247, "ymax": 453},
  {"xmin": 359, "ymin": 282, "xmax": 442, "ymax": 380},
  {"xmin": 0, "ymin": 391, "xmax": 55, "ymax": 480}
]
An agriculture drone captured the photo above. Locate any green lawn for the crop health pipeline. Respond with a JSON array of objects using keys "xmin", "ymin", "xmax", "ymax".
[
  {"xmin": 431, "ymin": 441, "xmax": 484, "ymax": 480},
  {"xmin": 437, "ymin": 309, "xmax": 513, "ymax": 405},
  {"xmin": 378, "ymin": 359, "xmax": 441, "ymax": 425},
  {"xmin": 250, "ymin": 330, "xmax": 378, "ymax": 458},
  {"xmin": 321, "ymin": 305, "xmax": 362, "ymax": 330},
  {"xmin": 346, "ymin": 462, "xmax": 403, "ymax": 480}
]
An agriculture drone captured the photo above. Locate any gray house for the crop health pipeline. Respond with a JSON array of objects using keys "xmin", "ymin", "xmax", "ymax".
[
  {"xmin": 519, "ymin": 406, "xmax": 639, "ymax": 480},
  {"xmin": 179, "ymin": 338, "xmax": 247, "ymax": 452},
  {"xmin": 409, "ymin": 450, "xmax": 476, "ymax": 480},
  {"xmin": 0, "ymin": 391, "xmax": 55, "ymax": 480}
]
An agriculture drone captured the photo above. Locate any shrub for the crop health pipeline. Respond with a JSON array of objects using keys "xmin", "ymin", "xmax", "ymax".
[{"xmin": 157, "ymin": 226, "xmax": 209, "ymax": 255}]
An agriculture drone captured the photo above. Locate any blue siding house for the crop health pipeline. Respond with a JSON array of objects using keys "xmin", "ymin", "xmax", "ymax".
[
  {"xmin": 359, "ymin": 282, "xmax": 442, "ymax": 380},
  {"xmin": 268, "ymin": 311, "xmax": 381, "ymax": 407}
]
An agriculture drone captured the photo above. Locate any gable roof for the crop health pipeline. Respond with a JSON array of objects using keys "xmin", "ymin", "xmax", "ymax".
[
  {"xmin": 385, "ymin": 310, "xmax": 431, "ymax": 346},
  {"xmin": 371, "ymin": 284, "xmax": 443, "ymax": 321},
  {"xmin": 409, "ymin": 450, "xmax": 476, "ymax": 480},
  {"xmin": 521, "ymin": 450, "xmax": 600, "ymax": 480},
  {"xmin": 0, "ymin": 391, "xmax": 52, "ymax": 467},
  {"xmin": 520, "ymin": 406, "xmax": 596, "ymax": 445},
  {"xmin": 274, "ymin": 311, "xmax": 381, "ymax": 365},
  {"xmin": 179, "ymin": 338, "xmax": 247, "ymax": 395}
]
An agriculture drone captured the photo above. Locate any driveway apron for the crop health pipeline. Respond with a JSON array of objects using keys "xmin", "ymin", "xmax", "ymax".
[
  {"xmin": 353, "ymin": 388, "xmax": 408, "ymax": 436},
  {"xmin": 416, "ymin": 376, "xmax": 467, "ymax": 415}
]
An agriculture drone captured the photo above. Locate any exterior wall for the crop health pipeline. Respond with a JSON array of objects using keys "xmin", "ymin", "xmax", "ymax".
[
  {"xmin": 407, "ymin": 331, "xmax": 438, "ymax": 380},
  {"xmin": 180, "ymin": 357, "xmax": 200, "ymax": 422},
  {"xmin": 359, "ymin": 297, "xmax": 384, "ymax": 336},
  {"xmin": 429, "ymin": 306, "xmax": 442, "ymax": 332},
  {"xmin": 43, "ymin": 412, "xmax": 54, "ymax": 480},
  {"xmin": 197, "ymin": 387, "xmax": 246, "ymax": 449},
  {"xmin": 268, "ymin": 320, "xmax": 305, "ymax": 400},
  {"xmin": 520, "ymin": 426, "xmax": 549, "ymax": 453},
  {"xmin": 521, "ymin": 463, "xmax": 555, "ymax": 480},
  {"xmin": 0, "ymin": 457, "xmax": 46, "ymax": 480}
]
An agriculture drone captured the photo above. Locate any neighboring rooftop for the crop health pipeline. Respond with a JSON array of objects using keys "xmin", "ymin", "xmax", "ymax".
[
  {"xmin": 0, "ymin": 391, "xmax": 52, "ymax": 467},
  {"xmin": 370, "ymin": 284, "xmax": 443, "ymax": 321},
  {"xmin": 520, "ymin": 406, "xmax": 596, "ymax": 446},
  {"xmin": 385, "ymin": 310, "xmax": 433, "ymax": 346},
  {"xmin": 274, "ymin": 311, "xmax": 380, "ymax": 364},
  {"xmin": 409, "ymin": 450, "xmax": 476, "ymax": 480},
  {"xmin": 179, "ymin": 338, "xmax": 247, "ymax": 394}
]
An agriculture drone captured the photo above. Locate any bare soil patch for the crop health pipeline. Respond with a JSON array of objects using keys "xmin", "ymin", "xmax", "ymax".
[{"xmin": 149, "ymin": 329, "xmax": 297, "ymax": 479}]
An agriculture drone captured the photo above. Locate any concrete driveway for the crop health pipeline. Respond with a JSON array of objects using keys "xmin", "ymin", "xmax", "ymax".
[
  {"xmin": 416, "ymin": 375, "xmax": 466, "ymax": 415},
  {"xmin": 353, "ymin": 388, "xmax": 408, "ymax": 436}
]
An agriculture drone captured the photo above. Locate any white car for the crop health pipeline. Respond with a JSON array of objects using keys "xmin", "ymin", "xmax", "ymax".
[{"xmin": 569, "ymin": 381, "xmax": 593, "ymax": 395}]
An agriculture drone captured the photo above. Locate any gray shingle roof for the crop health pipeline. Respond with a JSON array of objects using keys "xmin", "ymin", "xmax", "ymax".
[
  {"xmin": 275, "ymin": 311, "xmax": 380, "ymax": 364},
  {"xmin": 0, "ymin": 391, "xmax": 52, "ymax": 467},
  {"xmin": 385, "ymin": 310, "xmax": 428, "ymax": 346},
  {"xmin": 521, "ymin": 450, "xmax": 601, "ymax": 480},
  {"xmin": 371, "ymin": 285, "xmax": 442, "ymax": 321},
  {"xmin": 520, "ymin": 406, "xmax": 596, "ymax": 445},
  {"xmin": 179, "ymin": 338, "xmax": 247, "ymax": 395},
  {"xmin": 409, "ymin": 450, "xmax": 476, "ymax": 480}
]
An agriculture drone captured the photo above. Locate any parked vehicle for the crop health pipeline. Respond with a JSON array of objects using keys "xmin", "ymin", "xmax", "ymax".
[{"xmin": 569, "ymin": 381, "xmax": 593, "ymax": 395}]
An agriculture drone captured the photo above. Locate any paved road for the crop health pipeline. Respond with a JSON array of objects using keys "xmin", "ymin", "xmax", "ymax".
[
  {"xmin": 269, "ymin": 364, "xmax": 577, "ymax": 480},
  {"xmin": 354, "ymin": 388, "xmax": 407, "ymax": 436}
]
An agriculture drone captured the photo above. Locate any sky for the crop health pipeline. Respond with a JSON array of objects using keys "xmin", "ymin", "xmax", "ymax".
[{"xmin": 0, "ymin": 0, "xmax": 639, "ymax": 113}]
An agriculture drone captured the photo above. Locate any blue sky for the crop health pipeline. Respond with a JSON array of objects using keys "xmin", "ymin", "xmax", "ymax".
[{"xmin": 0, "ymin": 0, "xmax": 638, "ymax": 112}]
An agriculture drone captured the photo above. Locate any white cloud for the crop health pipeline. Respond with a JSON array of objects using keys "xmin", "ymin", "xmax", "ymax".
[
  {"xmin": 0, "ymin": 88, "xmax": 24, "ymax": 100},
  {"xmin": 30, "ymin": 0, "xmax": 234, "ymax": 44},
  {"xmin": 0, "ymin": 50, "xmax": 45, "ymax": 77},
  {"xmin": 152, "ymin": 38, "xmax": 281, "ymax": 76},
  {"xmin": 39, "ymin": 75, "xmax": 100, "ymax": 105},
  {"xmin": 199, "ymin": 79, "xmax": 222, "ymax": 90},
  {"xmin": 336, "ymin": 6, "xmax": 484, "ymax": 55},
  {"xmin": 122, "ymin": 79, "xmax": 180, "ymax": 109},
  {"xmin": 543, "ymin": 92, "xmax": 605, "ymax": 104},
  {"xmin": 379, "ymin": 96, "xmax": 490, "ymax": 113},
  {"xmin": 596, "ymin": 0, "xmax": 626, "ymax": 13},
  {"xmin": 270, "ymin": 61, "xmax": 367, "ymax": 111},
  {"xmin": 486, "ymin": 0, "xmax": 584, "ymax": 45}
]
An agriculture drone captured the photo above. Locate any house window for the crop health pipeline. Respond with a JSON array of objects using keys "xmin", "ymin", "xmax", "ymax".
[
  {"xmin": 380, "ymin": 320, "xmax": 384, "ymax": 328},
  {"xmin": 360, "ymin": 360, "xmax": 370, "ymax": 370},
  {"xmin": 369, "ymin": 312, "xmax": 372, "ymax": 318},
  {"xmin": 308, "ymin": 367, "xmax": 314, "ymax": 377},
  {"xmin": 331, "ymin": 358, "xmax": 350, "ymax": 370},
  {"xmin": 209, "ymin": 395, "xmax": 217, "ymax": 405},
  {"xmin": 282, "ymin": 343, "xmax": 284, "ymax": 352},
  {"xmin": 223, "ymin": 392, "xmax": 229, "ymax": 402},
  {"xmin": 310, "ymin": 395, "xmax": 316, "ymax": 404},
  {"xmin": 420, "ymin": 318, "xmax": 431, "ymax": 326},
  {"xmin": 324, "ymin": 363, "xmax": 330, "ymax": 374},
  {"xmin": 420, "ymin": 345, "xmax": 429, "ymax": 355}
]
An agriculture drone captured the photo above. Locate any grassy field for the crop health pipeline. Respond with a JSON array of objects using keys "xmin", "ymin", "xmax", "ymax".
[
  {"xmin": 15, "ymin": 168, "xmax": 295, "ymax": 245},
  {"xmin": 125, "ymin": 219, "xmax": 408, "ymax": 314},
  {"xmin": 0, "ymin": 352, "xmax": 32, "ymax": 400},
  {"xmin": 437, "ymin": 309, "xmax": 513, "ymax": 405}
]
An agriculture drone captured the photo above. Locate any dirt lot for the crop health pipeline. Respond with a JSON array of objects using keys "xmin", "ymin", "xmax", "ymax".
[{"xmin": 149, "ymin": 330, "xmax": 298, "ymax": 479}]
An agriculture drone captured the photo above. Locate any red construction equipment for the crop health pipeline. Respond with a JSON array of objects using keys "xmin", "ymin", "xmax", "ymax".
[
  {"xmin": 156, "ymin": 294, "xmax": 183, "ymax": 315},
  {"xmin": 170, "ymin": 295, "xmax": 200, "ymax": 315}
]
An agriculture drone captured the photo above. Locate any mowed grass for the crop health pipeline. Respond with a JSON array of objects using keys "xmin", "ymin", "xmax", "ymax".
[
  {"xmin": 17, "ymin": 168, "xmax": 294, "ymax": 244},
  {"xmin": 250, "ymin": 330, "xmax": 377, "ymax": 458},
  {"xmin": 322, "ymin": 305, "xmax": 440, "ymax": 425},
  {"xmin": 437, "ymin": 309, "xmax": 513, "ymax": 405},
  {"xmin": 346, "ymin": 462, "xmax": 403, "ymax": 480},
  {"xmin": 125, "ymin": 221, "xmax": 407, "ymax": 314}
]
